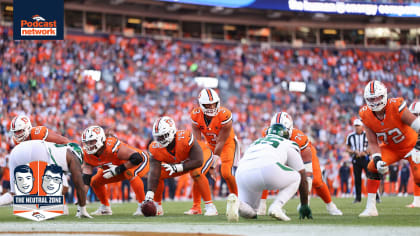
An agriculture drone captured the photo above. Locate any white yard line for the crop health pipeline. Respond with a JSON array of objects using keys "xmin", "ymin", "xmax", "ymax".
[{"xmin": 0, "ymin": 222, "xmax": 419, "ymax": 236}]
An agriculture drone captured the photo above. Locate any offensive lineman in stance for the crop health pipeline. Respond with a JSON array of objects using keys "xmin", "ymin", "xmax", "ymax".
[{"xmin": 226, "ymin": 124, "xmax": 311, "ymax": 222}]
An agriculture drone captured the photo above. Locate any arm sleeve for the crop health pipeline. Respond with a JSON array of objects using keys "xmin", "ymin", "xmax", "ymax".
[{"xmin": 286, "ymin": 146, "xmax": 305, "ymax": 172}]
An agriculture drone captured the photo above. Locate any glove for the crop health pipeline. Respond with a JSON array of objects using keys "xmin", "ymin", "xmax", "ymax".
[
  {"xmin": 376, "ymin": 161, "xmax": 389, "ymax": 174},
  {"xmin": 143, "ymin": 191, "xmax": 155, "ymax": 203},
  {"xmin": 298, "ymin": 204, "xmax": 313, "ymax": 220},
  {"xmin": 410, "ymin": 148, "xmax": 420, "ymax": 164},
  {"xmin": 162, "ymin": 163, "xmax": 183, "ymax": 176},
  {"xmin": 76, "ymin": 205, "xmax": 93, "ymax": 219},
  {"xmin": 212, "ymin": 154, "xmax": 220, "ymax": 168},
  {"xmin": 103, "ymin": 164, "xmax": 125, "ymax": 179}
]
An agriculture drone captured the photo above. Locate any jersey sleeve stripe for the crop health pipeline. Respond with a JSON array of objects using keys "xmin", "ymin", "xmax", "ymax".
[
  {"xmin": 191, "ymin": 120, "xmax": 199, "ymax": 126},
  {"xmin": 134, "ymin": 152, "xmax": 149, "ymax": 176},
  {"xmin": 399, "ymin": 101, "xmax": 407, "ymax": 112},
  {"xmin": 112, "ymin": 140, "xmax": 121, "ymax": 153},
  {"xmin": 220, "ymin": 115, "xmax": 232, "ymax": 125},
  {"xmin": 201, "ymin": 152, "xmax": 214, "ymax": 174},
  {"xmin": 189, "ymin": 133, "xmax": 194, "ymax": 146},
  {"xmin": 300, "ymin": 140, "xmax": 309, "ymax": 150},
  {"xmin": 42, "ymin": 129, "xmax": 49, "ymax": 141}
]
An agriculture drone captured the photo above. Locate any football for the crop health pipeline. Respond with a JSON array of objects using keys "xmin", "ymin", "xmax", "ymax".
[{"xmin": 141, "ymin": 201, "xmax": 157, "ymax": 217}]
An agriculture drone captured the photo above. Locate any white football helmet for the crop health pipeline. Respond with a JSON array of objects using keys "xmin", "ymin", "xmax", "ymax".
[
  {"xmin": 81, "ymin": 126, "xmax": 106, "ymax": 155},
  {"xmin": 364, "ymin": 80, "xmax": 387, "ymax": 112},
  {"xmin": 152, "ymin": 116, "xmax": 177, "ymax": 148},
  {"xmin": 10, "ymin": 115, "xmax": 32, "ymax": 143},
  {"xmin": 198, "ymin": 88, "xmax": 220, "ymax": 117},
  {"xmin": 270, "ymin": 112, "xmax": 293, "ymax": 139},
  {"xmin": 409, "ymin": 102, "xmax": 420, "ymax": 116}
]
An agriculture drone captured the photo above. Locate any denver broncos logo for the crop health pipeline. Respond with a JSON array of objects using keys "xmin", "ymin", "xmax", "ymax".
[
  {"xmin": 32, "ymin": 15, "xmax": 46, "ymax": 22},
  {"xmin": 92, "ymin": 127, "xmax": 101, "ymax": 134},
  {"xmin": 32, "ymin": 211, "xmax": 45, "ymax": 220},
  {"xmin": 165, "ymin": 119, "xmax": 174, "ymax": 127}
]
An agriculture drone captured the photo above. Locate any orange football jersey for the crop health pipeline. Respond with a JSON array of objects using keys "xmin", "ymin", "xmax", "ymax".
[
  {"xmin": 359, "ymin": 97, "xmax": 417, "ymax": 150},
  {"xmin": 290, "ymin": 128, "xmax": 311, "ymax": 151},
  {"xmin": 262, "ymin": 126, "xmax": 310, "ymax": 151},
  {"xmin": 148, "ymin": 130, "xmax": 195, "ymax": 164},
  {"xmin": 190, "ymin": 106, "xmax": 235, "ymax": 149},
  {"xmin": 14, "ymin": 126, "xmax": 48, "ymax": 145},
  {"xmin": 84, "ymin": 137, "xmax": 147, "ymax": 169}
]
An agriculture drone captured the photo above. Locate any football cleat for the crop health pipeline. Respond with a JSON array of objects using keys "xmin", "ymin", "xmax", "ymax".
[
  {"xmin": 91, "ymin": 204, "xmax": 112, "ymax": 216},
  {"xmin": 269, "ymin": 204, "xmax": 290, "ymax": 221},
  {"xmin": 184, "ymin": 206, "xmax": 202, "ymax": 215},
  {"xmin": 226, "ymin": 193, "xmax": 239, "ymax": 222},
  {"xmin": 358, "ymin": 206, "xmax": 378, "ymax": 217},
  {"xmin": 257, "ymin": 199, "xmax": 267, "ymax": 216},
  {"xmin": 326, "ymin": 202, "xmax": 343, "ymax": 216},
  {"xmin": 406, "ymin": 203, "xmax": 420, "ymax": 208},
  {"xmin": 204, "ymin": 203, "xmax": 218, "ymax": 216}
]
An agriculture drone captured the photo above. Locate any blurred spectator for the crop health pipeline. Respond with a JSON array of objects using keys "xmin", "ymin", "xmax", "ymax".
[
  {"xmin": 388, "ymin": 163, "xmax": 399, "ymax": 196},
  {"xmin": 398, "ymin": 160, "xmax": 410, "ymax": 197},
  {"xmin": 339, "ymin": 161, "xmax": 351, "ymax": 196}
]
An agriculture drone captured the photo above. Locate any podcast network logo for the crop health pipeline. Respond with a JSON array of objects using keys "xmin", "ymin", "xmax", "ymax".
[
  {"xmin": 13, "ymin": 0, "xmax": 63, "ymax": 40},
  {"xmin": 13, "ymin": 161, "xmax": 64, "ymax": 221},
  {"xmin": 20, "ymin": 15, "xmax": 57, "ymax": 37}
]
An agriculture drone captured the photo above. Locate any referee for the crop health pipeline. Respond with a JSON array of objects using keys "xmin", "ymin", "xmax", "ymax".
[{"xmin": 346, "ymin": 119, "xmax": 369, "ymax": 203}]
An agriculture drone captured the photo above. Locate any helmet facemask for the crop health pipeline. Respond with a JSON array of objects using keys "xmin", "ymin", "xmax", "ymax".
[
  {"xmin": 198, "ymin": 89, "xmax": 220, "ymax": 117},
  {"xmin": 10, "ymin": 115, "xmax": 32, "ymax": 142},
  {"xmin": 270, "ymin": 112, "xmax": 293, "ymax": 139},
  {"xmin": 267, "ymin": 124, "xmax": 289, "ymax": 139},
  {"xmin": 152, "ymin": 117, "xmax": 177, "ymax": 148},
  {"xmin": 81, "ymin": 126, "xmax": 106, "ymax": 155},
  {"xmin": 200, "ymin": 102, "xmax": 220, "ymax": 117},
  {"xmin": 364, "ymin": 81, "xmax": 387, "ymax": 112}
]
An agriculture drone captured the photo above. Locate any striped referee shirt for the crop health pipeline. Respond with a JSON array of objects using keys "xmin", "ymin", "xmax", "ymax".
[{"xmin": 346, "ymin": 131, "xmax": 368, "ymax": 155}]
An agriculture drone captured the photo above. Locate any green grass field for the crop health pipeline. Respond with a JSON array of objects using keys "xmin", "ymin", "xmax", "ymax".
[{"xmin": 0, "ymin": 196, "xmax": 419, "ymax": 227}]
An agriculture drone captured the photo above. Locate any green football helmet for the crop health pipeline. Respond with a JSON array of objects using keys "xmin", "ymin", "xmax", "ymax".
[
  {"xmin": 67, "ymin": 142, "xmax": 84, "ymax": 164},
  {"xmin": 266, "ymin": 124, "xmax": 289, "ymax": 139}
]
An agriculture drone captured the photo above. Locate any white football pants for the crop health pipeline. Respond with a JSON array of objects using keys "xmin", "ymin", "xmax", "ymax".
[{"xmin": 236, "ymin": 160, "xmax": 300, "ymax": 210}]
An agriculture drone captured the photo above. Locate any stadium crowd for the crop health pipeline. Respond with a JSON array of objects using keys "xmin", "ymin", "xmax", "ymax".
[{"xmin": 0, "ymin": 25, "xmax": 419, "ymax": 201}]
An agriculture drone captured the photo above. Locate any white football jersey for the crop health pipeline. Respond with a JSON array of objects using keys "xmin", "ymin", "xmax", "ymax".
[{"xmin": 239, "ymin": 134, "xmax": 304, "ymax": 171}]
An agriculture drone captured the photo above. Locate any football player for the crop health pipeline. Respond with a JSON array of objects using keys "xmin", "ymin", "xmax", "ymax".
[
  {"xmin": 226, "ymin": 124, "xmax": 312, "ymax": 222},
  {"xmin": 145, "ymin": 116, "xmax": 218, "ymax": 216},
  {"xmin": 359, "ymin": 81, "xmax": 420, "ymax": 217},
  {"xmin": 81, "ymin": 125, "xmax": 149, "ymax": 216},
  {"xmin": 258, "ymin": 112, "xmax": 342, "ymax": 216},
  {"xmin": 406, "ymin": 102, "xmax": 420, "ymax": 208},
  {"xmin": 0, "ymin": 140, "xmax": 91, "ymax": 218},
  {"xmin": 10, "ymin": 115, "xmax": 70, "ymax": 145},
  {"xmin": 189, "ymin": 88, "xmax": 239, "ymax": 214}
]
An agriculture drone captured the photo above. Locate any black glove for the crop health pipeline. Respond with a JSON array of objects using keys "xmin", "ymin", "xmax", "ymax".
[{"xmin": 299, "ymin": 204, "xmax": 313, "ymax": 220}]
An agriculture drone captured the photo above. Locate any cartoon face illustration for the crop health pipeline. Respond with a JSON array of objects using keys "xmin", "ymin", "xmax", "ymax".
[
  {"xmin": 41, "ymin": 165, "xmax": 63, "ymax": 195},
  {"xmin": 14, "ymin": 165, "xmax": 35, "ymax": 194}
]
